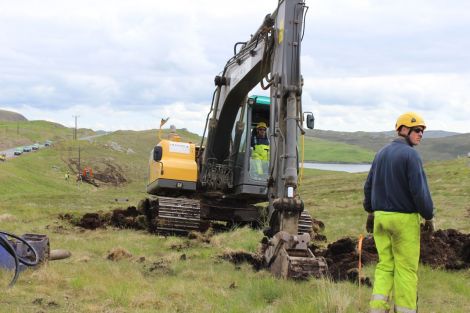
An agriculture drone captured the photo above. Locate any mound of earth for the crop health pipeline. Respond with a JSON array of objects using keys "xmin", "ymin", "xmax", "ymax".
[
  {"xmin": 310, "ymin": 227, "xmax": 470, "ymax": 284},
  {"xmin": 65, "ymin": 158, "xmax": 127, "ymax": 186},
  {"xmin": 222, "ymin": 227, "xmax": 470, "ymax": 284},
  {"xmin": 311, "ymin": 236, "xmax": 376, "ymax": 286},
  {"xmin": 420, "ymin": 228, "xmax": 470, "ymax": 269}
]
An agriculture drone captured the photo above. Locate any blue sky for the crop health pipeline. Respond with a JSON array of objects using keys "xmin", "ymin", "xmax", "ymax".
[{"xmin": 1, "ymin": 0, "xmax": 469, "ymax": 134}]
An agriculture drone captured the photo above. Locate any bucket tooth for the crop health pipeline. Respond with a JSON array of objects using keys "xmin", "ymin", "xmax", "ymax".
[{"xmin": 264, "ymin": 231, "xmax": 328, "ymax": 279}]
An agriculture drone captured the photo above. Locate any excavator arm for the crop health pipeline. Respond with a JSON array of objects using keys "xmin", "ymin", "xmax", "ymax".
[{"xmin": 199, "ymin": 0, "xmax": 327, "ymax": 278}]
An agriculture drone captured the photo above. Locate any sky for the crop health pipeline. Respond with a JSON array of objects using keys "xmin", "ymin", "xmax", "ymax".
[{"xmin": 1, "ymin": 0, "xmax": 470, "ymax": 134}]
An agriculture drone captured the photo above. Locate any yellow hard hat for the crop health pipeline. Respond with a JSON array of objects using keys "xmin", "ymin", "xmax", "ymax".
[
  {"xmin": 395, "ymin": 112, "xmax": 426, "ymax": 130},
  {"xmin": 256, "ymin": 122, "xmax": 267, "ymax": 129}
]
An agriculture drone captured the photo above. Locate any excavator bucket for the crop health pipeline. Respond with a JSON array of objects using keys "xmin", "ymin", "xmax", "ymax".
[{"xmin": 264, "ymin": 231, "xmax": 328, "ymax": 279}]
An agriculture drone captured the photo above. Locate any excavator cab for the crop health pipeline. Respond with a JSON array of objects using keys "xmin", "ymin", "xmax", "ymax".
[{"xmin": 230, "ymin": 95, "xmax": 270, "ymax": 201}]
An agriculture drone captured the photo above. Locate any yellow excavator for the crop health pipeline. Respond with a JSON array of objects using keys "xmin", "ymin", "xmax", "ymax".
[{"xmin": 141, "ymin": 0, "xmax": 327, "ymax": 279}]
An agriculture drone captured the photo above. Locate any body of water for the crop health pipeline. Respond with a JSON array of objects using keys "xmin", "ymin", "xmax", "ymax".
[{"xmin": 302, "ymin": 162, "xmax": 371, "ymax": 173}]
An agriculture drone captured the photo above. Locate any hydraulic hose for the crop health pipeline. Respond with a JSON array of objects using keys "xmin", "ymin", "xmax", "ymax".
[{"xmin": 0, "ymin": 231, "xmax": 39, "ymax": 287}]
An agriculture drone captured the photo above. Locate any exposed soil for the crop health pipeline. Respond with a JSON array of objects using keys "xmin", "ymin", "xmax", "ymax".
[
  {"xmin": 420, "ymin": 227, "xmax": 470, "ymax": 270},
  {"xmin": 222, "ymin": 227, "xmax": 470, "ymax": 284},
  {"xmin": 65, "ymin": 206, "xmax": 470, "ymax": 283},
  {"xmin": 311, "ymin": 236, "xmax": 376, "ymax": 286},
  {"xmin": 64, "ymin": 206, "xmax": 145, "ymax": 231},
  {"xmin": 76, "ymin": 212, "xmax": 107, "ymax": 230},
  {"xmin": 93, "ymin": 162, "xmax": 127, "ymax": 186},
  {"xmin": 220, "ymin": 250, "xmax": 265, "ymax": 271},
  {"xmin": 65, "ymin": 158, "xmax": 127, "ymax": 186},
  {"xmin": 68, "ymin": 202, "xmax": 241, "ymax": 234},
  {"xmin": 107, "ymin": 247, "xmax": 133, "ymax": 261}
]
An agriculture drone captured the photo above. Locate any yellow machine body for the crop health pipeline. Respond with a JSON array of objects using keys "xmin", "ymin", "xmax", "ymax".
[{"xmin": 147, "ymin": 139, "xmax": 198, "ymax": 194}]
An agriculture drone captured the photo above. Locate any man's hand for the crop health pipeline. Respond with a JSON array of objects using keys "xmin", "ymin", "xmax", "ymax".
[
  {"xmin": 366, "ymin": 213, "xmax": 374, "ymax": 233},
  {"xmin": 423, "ymin": 219, "xmax": 435, "ymax": 233}
]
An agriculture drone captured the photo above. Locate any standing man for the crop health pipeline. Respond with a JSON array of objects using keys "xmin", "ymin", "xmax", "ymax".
[{"xmin": 363, "ymin": 112, "xmax": 434, "ymax": 313}]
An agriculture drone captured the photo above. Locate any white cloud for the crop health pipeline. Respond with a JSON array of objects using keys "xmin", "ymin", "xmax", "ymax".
[{"xmin": 0, "ymin": 0, "xmax": 470, "ymax": 134}]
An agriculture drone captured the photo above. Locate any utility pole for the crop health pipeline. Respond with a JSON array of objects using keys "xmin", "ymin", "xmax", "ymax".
[
  {"xmin": 72, "ymin": 115, "xmax": 79, "ymax": 140},
  {"xmin": 78, "ymin": 143, "xmax": 81, "ymax": 174}
]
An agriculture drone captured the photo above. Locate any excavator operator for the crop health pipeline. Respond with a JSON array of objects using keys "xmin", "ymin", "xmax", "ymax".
[{"xmin": 251, "ymin": 122, "xmax": 270, "ymax": 175}]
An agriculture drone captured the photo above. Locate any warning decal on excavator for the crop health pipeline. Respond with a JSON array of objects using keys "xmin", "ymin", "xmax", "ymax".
[
  {"xmin": 278, "ymin": 19, "xmax": 284, "ymax": 44},
  {"xmin": 169, "ymin": 142, "xmax": 190, "ymax": 154}
]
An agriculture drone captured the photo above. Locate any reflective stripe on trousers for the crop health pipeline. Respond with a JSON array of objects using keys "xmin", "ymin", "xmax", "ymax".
[
  {"xmin": 371, "ymin": 294, "xmax": 389, "ymax": 302},
  {"xmin": 395, "ymin": 305, "xmax": 416, "ymax": 313},
  {"xmin": 370, "ymin": 294, "xmax": 390, "ymax": 312}
]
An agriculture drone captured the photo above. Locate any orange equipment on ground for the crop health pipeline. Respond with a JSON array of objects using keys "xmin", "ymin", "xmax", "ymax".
[{"xmin": 82, "ymin": 167, "xmax": 93, "ymax": 179}]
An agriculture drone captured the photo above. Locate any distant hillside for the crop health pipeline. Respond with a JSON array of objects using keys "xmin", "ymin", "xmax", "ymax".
[
  {"xmin": 0, "ymin": 120, "xmax": 95, "ymax": 150},
  {"xmin": 306, "ymin": 129, "xmax": 470, "ymax": 161},
  {"xmin": 0, "ymin": 109, "xmax": 27, "ymax": 121},
  {"xmin": 382, "ymin": 130, "xmax": 460, "ymax": 138}
]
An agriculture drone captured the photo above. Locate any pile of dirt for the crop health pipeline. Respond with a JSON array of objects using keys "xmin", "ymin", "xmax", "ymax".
[
  {"xmin": 64, "ymin": 206, "xmax": 147, "ymax": 230},
  {"xmin": 110, "ymin": 206, "xmax": 147, "ymax": 230},
  {"xmin": 74, "ymin": 212, "xmax": 107, "ymax": 230},
  {"xmin": 220, "ymin": 250, "xmax": 265, "ymax": 271},
  {"xmin": 107, "ymin": 247, "xmax": 133, "ymax": 261},
  {"xmin": 420, "ymin": 228, "xmax": 470, "ymax": 270},
  {"xmin": 312, "ymin": 227, "xmax": 470, "ymax": 283},
  {"xmin": 312, "ymin": 236, "xmax": 376, "ymax": 286},
  {"xmin": 222, "ymin": 228, "xmax": 470, "ymax": 284},
  {"xmin": 93, "ymin": 162, "xmax": 127, "ymax": 186},
  {"xmin": 65, "ymin": 158, "xmax": 127, "ymax": 186}
]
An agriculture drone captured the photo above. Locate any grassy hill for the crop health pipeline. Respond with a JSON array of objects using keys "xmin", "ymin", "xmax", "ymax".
[
  {"xmin": 307, "ymin": 129, "xmax": 470, "ymax": 161},
  {"xmin": 0, "ymin": 120, "xmax": 95, "ymax": 150},
  {"xmin": 0, "ymin": 109, "xmax": 27, "ymax": 122},
  {"xmin": 1, "ymin": 129, "xmax": 469, "ymax": 312}
]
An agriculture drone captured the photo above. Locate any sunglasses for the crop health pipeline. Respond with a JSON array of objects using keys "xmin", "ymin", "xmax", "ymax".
[{"xmin": 411, "ymin": 127, "xmax": 424, "ymax": 134}]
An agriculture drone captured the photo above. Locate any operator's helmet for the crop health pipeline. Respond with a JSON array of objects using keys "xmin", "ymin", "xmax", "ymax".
[
  {"xmin": 256, "ymin": 122, "xmax": 267, "ymax": 129},
  {"xmin": 395, "ymin": 112, "xmax": 426, "ymax": 131}
]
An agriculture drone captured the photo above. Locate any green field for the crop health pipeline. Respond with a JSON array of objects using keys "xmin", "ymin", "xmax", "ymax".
[
  {"xmin": 1, "ymin": 129, "xmax": 470, "ymax": 312},
  {"xmin": 300, "ymin": 136, "xmax": 374, "ymax": 163}
]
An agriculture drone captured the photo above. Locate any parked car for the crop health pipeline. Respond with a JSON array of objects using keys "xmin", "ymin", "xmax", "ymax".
[
  {"xmin": 23, "ymin": 146, "xmax": 32, "ymax": 152},
  {"xmin": 32, "ymin": 143, "xmax": 40, "ymax": 150},
  {"xmin": 44, "ymin": 140, "xmax": 52, "ymax": 146},
  {"xmin": 14, "ymin": 148, "xmax": 23, "ymax": 155}
]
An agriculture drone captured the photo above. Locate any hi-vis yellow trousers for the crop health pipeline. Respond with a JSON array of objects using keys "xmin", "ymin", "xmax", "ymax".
[{"xmin": 370, "ymin": 211, "xmax": 421, "ymax": 313}]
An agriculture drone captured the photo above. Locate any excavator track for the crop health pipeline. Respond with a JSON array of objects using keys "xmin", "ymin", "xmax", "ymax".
[
  {"xmin": 150, "ymin": 198, "xmax": 316, "ymax": 236},
  {"xmin": 298, "ymin": 211, "xmax": 314, "ymax": 235},
  {"xmin": 152, "ymin": 197, "xmax": 204, "ymax": 234}
]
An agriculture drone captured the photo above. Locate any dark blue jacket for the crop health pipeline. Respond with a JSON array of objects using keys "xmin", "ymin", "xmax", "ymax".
[{"xmin": 363, "ymin": 138, "xmax": 434, "ymax": 220}]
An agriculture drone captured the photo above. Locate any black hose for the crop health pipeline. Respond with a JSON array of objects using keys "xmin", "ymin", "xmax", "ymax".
[{"xmin": 0, "ymin": 231, "xmax": 39, "ymax": 287}]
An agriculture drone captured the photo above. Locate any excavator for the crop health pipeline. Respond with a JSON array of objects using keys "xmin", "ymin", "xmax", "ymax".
[{"xmin": 142, "ymin": 0, "xmax": 327, "ymax": 279}]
